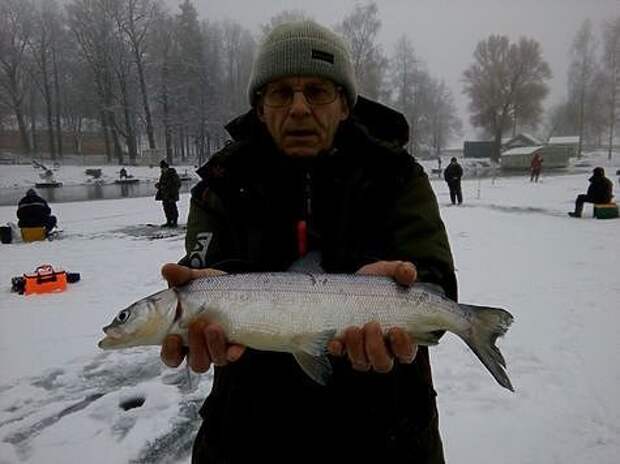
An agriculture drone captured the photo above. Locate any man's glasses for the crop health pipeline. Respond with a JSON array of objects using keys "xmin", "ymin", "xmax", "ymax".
[{"xmin": 259, "ymin": 82, "xmax": 341, "ymax": 107}]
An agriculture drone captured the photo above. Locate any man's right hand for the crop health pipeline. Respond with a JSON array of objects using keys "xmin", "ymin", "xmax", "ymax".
[{"xmin": 160, "ymin": 263, "xmax": 246, "ymax": 373}]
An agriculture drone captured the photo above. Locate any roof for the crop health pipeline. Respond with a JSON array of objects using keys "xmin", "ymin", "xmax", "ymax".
[
  {"xmin": 503, "ymin": 133, "xmax": 543, "ymax": 147},
  {"xmin": 548, "ymin": 136, "xmax": 579, "ymax": 144},
  {"xmin": 520, "ymin": 133, "xmax": 543, "ymax": 145},
  {"xmin": 502, "ymin": 146, "xmax": 544, "ymax": 156}
]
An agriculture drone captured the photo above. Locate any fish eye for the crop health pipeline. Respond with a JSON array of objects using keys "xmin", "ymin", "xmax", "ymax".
[{"xmin": 116, "ymin": 309, "xmax": 130, "ymax": 324}]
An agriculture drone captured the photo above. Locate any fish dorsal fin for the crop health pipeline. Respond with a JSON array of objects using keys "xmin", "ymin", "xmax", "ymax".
[
  {"xmin": 292, "ymin": 330, "xmax": 336, "ymax": 385},
  {"xmin": 415, "ymin": 282, "xmax": 446, "ymax": 296}
]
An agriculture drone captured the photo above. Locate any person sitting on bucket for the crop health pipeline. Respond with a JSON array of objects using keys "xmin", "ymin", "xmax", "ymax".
[
  {"xmin": 16, "ymin": 188, "xmax": 57, "ymax": 233},
  {"xmin": 568, "ymin": 167, "xmax": 614, "ymax": 218}
]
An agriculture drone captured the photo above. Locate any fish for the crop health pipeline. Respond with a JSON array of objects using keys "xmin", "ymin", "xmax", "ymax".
[{"xmin": 98, "ymin": 272, "xmax": 515, "ymax": 391}]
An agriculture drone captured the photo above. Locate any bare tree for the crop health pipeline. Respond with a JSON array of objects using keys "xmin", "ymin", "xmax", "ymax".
[
  {"xmin": 28, "ymin": 0, "xmax": 65, "ymax": 160},
  {"xmin": 336, "ymin": 2, "xmax": 387, "ymax": 100},
  {"xmin": 427, "ymin": 79, "xmax": 462, "ymax": 155},
  {"xmin": 150, "ymin": 11, "xmax": 175, "ymax": 160},
  {"xmin": 390, "ymin": 35, "xmax": 421, "ymax": 153},
  {"xmin": 544, "ymin": 100, "xmax": 578, "ymax": 139},
  {"xmin": 602, "ymin": 16, "xmax": 620, "ymax": 160},
  {"xmin": 111, "ymin": 0, "xmax": 160, "ymax": 151},
  {"xmin": 0, "ymin": 0, "xmax": 34, "ymax": 154},
  {"xmin": 174, "ymin": 0, "xmax": 208, "ymax": 162},
  {"xmin": 67, "ymin": 0, "xmax": 123, "ymax": 162},
  {"xmin": 221, "ymin": 19, "xmax": 255, "ymax": 118},
  {"xmin": 568, "ymin": 19, "xmax": 599, "ymax": 157},
  {"xmin": 463, "ymin": 35, "xmax": 551, "ymax": 161}
]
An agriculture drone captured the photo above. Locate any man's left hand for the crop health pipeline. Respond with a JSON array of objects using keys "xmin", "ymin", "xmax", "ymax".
[{"xmin": 327, "ymin": 261, "xmax": 419, "ymax": 373}]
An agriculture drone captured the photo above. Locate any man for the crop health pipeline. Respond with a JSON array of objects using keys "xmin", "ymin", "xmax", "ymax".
[
  {"xmin": 155, "ymin": 160, "xmax": 181, "ymax": 227},
  {"xmin": 161, "ymin": 21, "xmax": 456, "ymax": 463},
  {"xmin": 16, "ymin": 188, "xmax": 57, "ymax": 232},
  {"xmin": 443, "ymin": 157, "xmax": 463, "ymax": 205},
  {"xmin": 568, "ymin": 167, "xmax": 614, "ymax": 217}
]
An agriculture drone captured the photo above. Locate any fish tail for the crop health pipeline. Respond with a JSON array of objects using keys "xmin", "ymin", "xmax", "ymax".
[{"xmin": 457, "ymin": 304, "xmax": 515, "ymax": 392}]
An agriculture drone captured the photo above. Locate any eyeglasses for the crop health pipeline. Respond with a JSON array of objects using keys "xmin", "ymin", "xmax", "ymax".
[{"xmin": 259, "ymin": 82, "xmax": 341, "ymax": 107}]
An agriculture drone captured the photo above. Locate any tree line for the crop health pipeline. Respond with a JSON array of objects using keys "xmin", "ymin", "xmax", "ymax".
[
  {"xmin": 2, "ymin": 0, "xmax": 615, "ymax": 165},
  {"xmin": 463, "ymin": 17, "xmax": 620, "ymax": 161},
  {"xmin": 0, "ymin": 0, "xmax": 463, "ymax": 164}
]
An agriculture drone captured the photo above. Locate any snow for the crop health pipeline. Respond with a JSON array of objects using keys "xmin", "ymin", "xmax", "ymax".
[
  {"xmin": 1, "ymin": 152, "xmax": 619, "ymax": 463},
  {"xmin": 548, "ymin": 136, "xmax": 580, "ymax": 145},
  {"xmin": 502, "ymin": 145, "xmax": 543, "ymax": 156}
]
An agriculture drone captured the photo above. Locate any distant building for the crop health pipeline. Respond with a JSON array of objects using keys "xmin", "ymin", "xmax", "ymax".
[
  {"xmin": 548, "ymin": 136, "xmax": 580, "ymax": 157},
  {"xmin": 463, "ymin": 141, "xmax": 495, "ymax": 158},
  {"xmin": 501, "ymin": 145, "xmax": 570, "ymax": 170}
]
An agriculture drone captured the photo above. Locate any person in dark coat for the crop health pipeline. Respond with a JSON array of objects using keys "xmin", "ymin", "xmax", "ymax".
[
  {"xmin": 16, "ymin": 188, "xmax": 57, "ymax": 232},
  {"xmin": 155, "ymin": 160, "xmax": 182, "ymax": 227},
  {"xmin": 568, "ymin": 167, "xmax": 614, "ymax": 217},
  {"xmin": 160, "ymin": 20, "xmax": 458, "ymax": 464},
  {"xmin": 443, "ymin": 157, "xmax": 463, "ymax": 204}
]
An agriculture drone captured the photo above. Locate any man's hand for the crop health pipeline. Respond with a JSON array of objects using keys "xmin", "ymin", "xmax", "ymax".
[
  {"xmin": 160, "ymin": 263, "xmax": 246, "ymax": 372},
  {"xmin": 327, "ymin": 261, "xmax": 419, "ymax": 373}
]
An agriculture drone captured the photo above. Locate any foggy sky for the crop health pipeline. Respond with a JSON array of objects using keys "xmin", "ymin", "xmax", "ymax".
[{"xmin": 173, "ymin": 0, "xmax": 619, "ymax": 141}]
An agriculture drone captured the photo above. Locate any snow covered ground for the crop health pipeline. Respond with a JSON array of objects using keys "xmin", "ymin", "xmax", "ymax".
[{"xmin": 0, "ymin": 153, "xmax": 619, "ymax": 463}]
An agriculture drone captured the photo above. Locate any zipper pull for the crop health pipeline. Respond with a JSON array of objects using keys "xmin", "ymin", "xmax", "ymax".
[{"xmin": 297, "ymin": 220, "xmax": 307, "ymax": 257}]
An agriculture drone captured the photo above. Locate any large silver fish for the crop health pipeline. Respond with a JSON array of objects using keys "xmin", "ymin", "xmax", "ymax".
[{"xmin": 99, "ymin": 273, "xmax": 514, "ymax": 391}]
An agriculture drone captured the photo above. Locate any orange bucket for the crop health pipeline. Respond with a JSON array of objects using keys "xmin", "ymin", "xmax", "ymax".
[{"xmin": 21, "ymin": 227, "xmax": 47, "ymax": 242}]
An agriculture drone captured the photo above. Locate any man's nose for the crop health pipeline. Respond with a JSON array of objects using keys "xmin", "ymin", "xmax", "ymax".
[{"xmin": 289, "ymin": 90, "xmax": 311, "ymax": 116}]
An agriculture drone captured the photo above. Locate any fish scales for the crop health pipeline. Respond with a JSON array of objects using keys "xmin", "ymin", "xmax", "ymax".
[{"xmin": 181, "ymin": 273, "xmax": 453, "ymax": 337}]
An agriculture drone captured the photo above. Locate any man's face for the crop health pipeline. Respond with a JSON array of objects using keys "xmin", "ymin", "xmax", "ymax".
[{"xmin": 257, "ymin": 76, "xmax": 350, "ymax": 157}]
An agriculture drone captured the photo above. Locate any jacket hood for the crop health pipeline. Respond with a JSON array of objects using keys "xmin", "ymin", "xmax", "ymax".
[{"xmin": 224, "ymin": 96, "xmax": 410, "ymax": 148}]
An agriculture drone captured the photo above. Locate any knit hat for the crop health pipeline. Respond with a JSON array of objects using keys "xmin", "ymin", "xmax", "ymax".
[
  {"xmin": 160, "ymin": 160, "xmax": 169, "ymax": 169},
  {"xmin": 247, "ymin": 20, "xmax": 357, "ymax": 108}
]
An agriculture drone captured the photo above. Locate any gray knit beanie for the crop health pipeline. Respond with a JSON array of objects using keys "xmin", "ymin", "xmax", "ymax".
[{"xmin": 248, "ymin": 20, "xmax": 357, "ymax": 108}]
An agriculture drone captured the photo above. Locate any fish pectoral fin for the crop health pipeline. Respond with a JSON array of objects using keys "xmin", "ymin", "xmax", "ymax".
[
  {"xmin": 291, "ymin": 330, "xmax": 336, "ymax": 385},
  {"xmin": 293, "ymin": 352, "xmax": 333, "ymax": 386},
  {"xmin": 292, "ymin": 330, "xmax": 337, "ymax": 357}
]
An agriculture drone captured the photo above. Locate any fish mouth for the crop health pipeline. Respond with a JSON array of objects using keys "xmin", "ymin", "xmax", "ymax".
[
  {"xmin": 98, "ymin": 327, "xmax": 124, "ymax": 349},
  {"xmin": 98, "ymin": 336, "xmax": 116, "ymax": 349}
]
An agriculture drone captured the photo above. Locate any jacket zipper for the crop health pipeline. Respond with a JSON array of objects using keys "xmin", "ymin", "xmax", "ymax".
[{"xmin": 297, "ymin": 171, "xmax": 312, "ymax": 257}]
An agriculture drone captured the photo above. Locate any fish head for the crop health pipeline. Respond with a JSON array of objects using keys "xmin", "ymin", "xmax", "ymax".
[{"xmin": 98, "ymin": 288, "xmax": 178, "ymax": 349}]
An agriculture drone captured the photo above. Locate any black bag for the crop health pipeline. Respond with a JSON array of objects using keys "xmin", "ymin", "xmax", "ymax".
[{"xmin": 0, "ymin": 226, "xmax": 11, "ymax": 244}]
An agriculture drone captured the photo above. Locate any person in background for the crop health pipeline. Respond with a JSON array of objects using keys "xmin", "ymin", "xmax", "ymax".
[
  {"xmin": 568, "ymin": 167, "xmax": 614, "ymax": 217},
  {"xmin": 155, "ymin": 160, "xmax": 181, "ymax": 227},
  {"xmin": 443, "ymin": 156, "xmax": 464, "ymax": 205},
  {"xmin": 16, "ymin": 188, "xmax": 57, "ymax": 233},
  {"xmin": 529, "ymin": 153, "xmax": 543, "ymax": 182},
  {"xmin": 160, "ymin": 20, "xmax": 456, "ymax": 463},
  {"xmin": 119, "ymin": 167, "xmax": 128, "ymax": 179}
]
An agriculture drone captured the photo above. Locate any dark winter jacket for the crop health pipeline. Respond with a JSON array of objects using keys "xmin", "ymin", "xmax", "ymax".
[
  {"xmin": 586, "ymin": 173, "xmax": 613, "ymax": 204},
  {"xmin": 156, "ymin": 167, "xmax": 181, "ymax": 202},
  {"xmin": 182, "ymin": 97, "xmax": 456, "ymax": 463},
  {"xmin": 443, "ymin": 162, "xmax": 463, "ymax": 184},
  {"xmin": 17, "ymin": 191, "xmax": 52, "ymax": 228}
]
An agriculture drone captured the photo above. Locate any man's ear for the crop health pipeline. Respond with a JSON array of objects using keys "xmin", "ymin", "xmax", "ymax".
[{"xmin": 256, "ymin": 104, "xmax": 265, "ymax": 122}]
